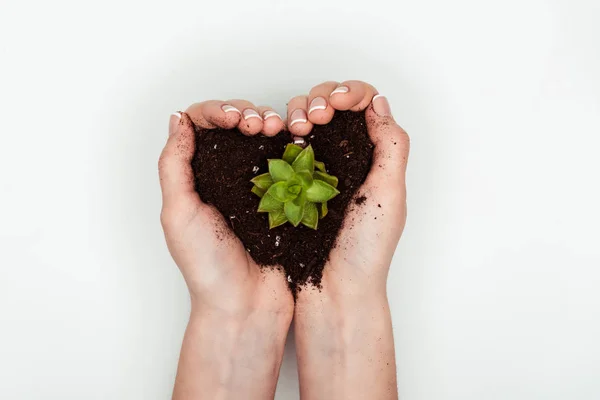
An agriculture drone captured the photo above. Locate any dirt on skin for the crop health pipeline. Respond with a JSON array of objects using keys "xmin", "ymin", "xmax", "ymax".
[{"xmin": 191, "ymin": 111, "xmax": 374, "ymax": 295}]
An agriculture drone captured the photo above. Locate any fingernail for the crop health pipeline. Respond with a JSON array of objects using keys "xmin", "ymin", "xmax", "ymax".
[
  {"xmin": 293, "ymin": 136, "xmax": 306, "ymax": 146},
  {"xmin": 372, "ymin": 95, "xmax": 392, "ymax": 117},
  {"xmin": 330, "ymin": 86, "xmax": 349, "ymax": 96},
  {"xmin": 263, "ymin": 111, "xmax": 282, "ymax": 120},
  {"xmin": 222, "ymin": 104, "xmax": 241, "ymax": 114},
  {"xmin": 290, "ymin": 109, "xmax": 308, "ymax": 127},
  {"xmin": 243, "ymin": 108, "xmax": 262, "ymax": 121},
  {"xmin": 308, "ymin": 97, "xmax": 327, "ymax": 114},
  {"xmin": 169, "ymin": 112, "xmax": 181, "ymax": 136}
]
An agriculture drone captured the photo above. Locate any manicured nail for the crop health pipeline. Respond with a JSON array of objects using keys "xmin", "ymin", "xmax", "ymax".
[
  {"xmin": 243, "ymin": 108, "xmax": 262, "ymax": 121},
  {"xmin": 330, "ymin": 86, "xmax": 349, "ymax": 96},
  {"xmin": 221, "ymin": 104, "xmax": 241, "ymax": 114},
  {"xmin": 293, "ymin": 136, "xmax": 306, "ymax": 146},
  {"xmin": 289, "ymin": 109, "xmax": 308, "ymax": 127},
  {"xmin": 263, "ymin": 111, "xmax": 282, "ymax": 120},
  {"xmin": 169, "ymin": 112, "xmax": 181, "ymax": 136},
  {"xmin": 308, "ymin": 97, "xmax": 327, "ymax": 114},
  {"xmin": 372, "ymin": 95, "xmax": 392, "ymax": 117}
]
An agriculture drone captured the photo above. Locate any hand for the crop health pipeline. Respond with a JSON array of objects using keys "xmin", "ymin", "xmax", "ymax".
[
  {"xmin": 290, "ymin": 81, "xmax": 409, "ymax": 400},
  {"xmin": 159, "ymin": 100, "xmax": 293, "ymax": 399}
]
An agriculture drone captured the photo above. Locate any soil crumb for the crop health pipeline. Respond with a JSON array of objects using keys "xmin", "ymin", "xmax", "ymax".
[{"xmin": 355, "ymin": 195, "xmax": 367, "ymax": 205}]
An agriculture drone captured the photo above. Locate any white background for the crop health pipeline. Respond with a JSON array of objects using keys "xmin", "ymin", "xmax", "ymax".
[{"xmin": 1, "ymin": 0, "xmax": 599, "ymax": 399}]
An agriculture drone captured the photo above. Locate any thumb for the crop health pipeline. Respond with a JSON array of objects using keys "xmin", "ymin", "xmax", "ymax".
[
  {"xmin": 364, "ymin": 95, "xmax": 410, "ymax": 190},
  {"xmin": 327, "ymin": 97, "xmax": 410, "ymax": 275},
  {"xmin": 159, "ymin": 112, "xmax": 241, "ymax": 249},
  {"xmin": 159, "ymin": 112, "xmax": 201, "ymax": 207}
]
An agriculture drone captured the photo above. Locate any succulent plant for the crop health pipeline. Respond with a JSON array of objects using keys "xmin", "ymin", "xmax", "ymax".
[{"xmin": 250, "ymin": 144, "xmax": 340, "ymax": 229}]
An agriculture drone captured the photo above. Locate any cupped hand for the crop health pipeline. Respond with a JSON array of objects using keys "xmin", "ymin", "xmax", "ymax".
[
  {"xmin": 159, "ymin": 99, "xmax": 292, "ymax": 312},
  {"xmin": 287, "ymin": 81, "xmax": 410, "ymax": 297},
  {"xmin": 159, "ymin": 100, "xmax": 293, "ymax": 399}
]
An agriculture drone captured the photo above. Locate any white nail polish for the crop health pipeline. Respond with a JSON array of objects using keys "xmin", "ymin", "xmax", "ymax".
[
  {"xmin": 222, "ymin": 105, "xmax": 241, "ymax": 114},
  {"xmin": 169, "ymin": 112, "xmax": 182, "ymax": 137},
  {"xmin": 330, "ymin": 86, "xmax": 349, "ymax": 96},
  {"xmin": 243, "ymin": 109, "xmax": 262, "ymax": 121},
  {"xmin": 263, "ymin": 111, "xmax": 282, "ymax": 120},
  {"xmin": 293, "ymin": 136, "xmax": 306, "ymax": 146},
  {"xmin": 372, "ymin": 94, "xmax": 384, "ymax": 101},
  {"xmin": 308, "ymin": 105, "xmax": 327, "ymax": 114},
  {"xmin": 290, "ymin": 118, "xmax": 308, "ymax": 127}
]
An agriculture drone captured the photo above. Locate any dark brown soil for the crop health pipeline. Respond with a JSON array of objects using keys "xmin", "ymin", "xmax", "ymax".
[{"xmin": 191, "ymin": 111, "xmax": 373, "ymax": 295}]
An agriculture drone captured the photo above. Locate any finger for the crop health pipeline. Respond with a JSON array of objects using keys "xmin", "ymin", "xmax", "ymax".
[
  {"xmin": 329, "ymin": 80, "xmax": 378, "ymax": 112},
  {"xmin": 160, "ymin": 111, "xmax": 245, "ymax": 264},
  {"xmin": 327, "ymin": 96, "xmax": 409, "ymax": 272},
  {"xmin": 228, "ymin": 99, "xmax": 264, "ymax": 136},
  {"xmin": 159, "ymin": 112, "xmax": 202, "ymax": 208},
  {"xmin": 287, "ymin": 95, "xmax": 313, "ymax": 136},
  {"xmin": 307, "ymin": 81, "xmax": 338, "ymax": 125},
  {"xmin": 257, "ymin": 106, "xmax": 284, "ymax": 137},
  {"xmin": 365, "ymin": 95, "xmax": 410, "ymax": 189},
  {"xmin": 185, "ymin": 100, "xmax": 242, "ymax": 130}
]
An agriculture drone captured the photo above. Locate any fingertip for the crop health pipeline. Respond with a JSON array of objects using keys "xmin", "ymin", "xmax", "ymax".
[
  {"xmin": 288, "ymin": 108, "xmax": 313, "ymax": 136},
  {"xmin": 261, "ymin": 110, "xmax": 284, "ymax": 136},
  {"xmin": 226, "ymin": 100, "xmax": 263, "ymax": 136},
  {"xmin": 159, "ymin": 112, "xmax": 198, "ymax": 203},
  {"xmin": 365, "ymin": 101, "xmax": 409, "ymax": 156},
  {"xmin": 238, "ymin": 110, "xmax": 263, "ymax": 136},
  {"xmin": 307, "ymin": 96, "xmax": 335, "ymax": 125},
  {"xmin": 218, "ymin": 103, "xmax": 243, "ymax": 129},
  {"xmin": 168, "ymin": 112, "xmax": 182, "ymax": 137},
  {"xmin": 329, "ymin": 80, "xmax": 377, "ymax": 112},
  {"xmin": 329, "ymin": 85, "xmax": 349, "ymax": 97}
]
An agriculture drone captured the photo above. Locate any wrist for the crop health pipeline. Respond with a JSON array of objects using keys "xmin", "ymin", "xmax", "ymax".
[
  {"xmin": 175, "ymin": 305, "xmax": 291, "ymax": 399},
  {"xmin": 293, "ymin": 277, "xmax": 397, "ymax": 400},
  {"xmin": 298, "ymin": 263, "xmax": 388, "ymax": 307},
  {"xmin": 189, "ymin": 299, "xmax": 292, "ymax": 342}
]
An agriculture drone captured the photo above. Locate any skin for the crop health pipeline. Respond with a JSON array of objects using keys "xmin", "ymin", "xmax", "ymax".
[
  {"xmin": 159, "ymin": 81, "xmax": 409, "ymax": 399},
  {"xmin": 292, "ymin": 81, "xmax": 409, "ymax": 400}
]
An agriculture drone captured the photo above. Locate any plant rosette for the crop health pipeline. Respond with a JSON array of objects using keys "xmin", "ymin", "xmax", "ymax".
[{"xmin": 250, "ymin": 144, "xmax": 340, "ymax": 229}]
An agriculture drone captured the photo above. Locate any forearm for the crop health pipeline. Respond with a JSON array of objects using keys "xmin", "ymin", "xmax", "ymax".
[
  {"xmin": 295, "ymin": 283, "xmax": 398, "ymax": 400},
  {"xmin": 173, "ymin": 305, "xmax": 291, "ymax": 400}
]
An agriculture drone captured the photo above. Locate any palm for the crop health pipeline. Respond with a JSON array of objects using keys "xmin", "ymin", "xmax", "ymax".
[
  {"xmin": 326, "ymin": 152, "xmax": 408, "ymax": 281},
  {"xmin": 280, "ymin": 82, "xmax": 409, "ymax": 289},
  {"xmin": 160, "ymin": 106, "xmax": 294, "ymax": 315},
  {"xmin": 173, "ymin": 204, "xmax": 293, "ymax": 313}
]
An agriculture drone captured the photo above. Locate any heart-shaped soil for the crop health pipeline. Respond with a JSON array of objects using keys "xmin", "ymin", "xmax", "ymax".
[{"xmin": 192, "ymin": 111, "xmax": 374, "ymax": 295}]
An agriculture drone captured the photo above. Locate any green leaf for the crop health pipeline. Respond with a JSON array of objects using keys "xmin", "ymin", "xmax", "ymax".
[
  {"xmin": 313, "ymin": 171, "xmax": 338, "ymax": 188},
  {"xmin": 314, "ymin": 160, "xmax": 326, "ymax": 173},
  {"xmin": 250, "ymin": 173, "xmax": 273, "ymax": 190},
  {"xmin": 286, "ymin": 174, "xmax": 301, "ymax": 186},
  {"xmin": 251, "ymin": 185, "xmax": 266, "ymax": 198},
  {"xmin": 266, "ymin": 181, "xmax": 298, "ymax": 202},
  {"xmin": 320, "ymin": 202, "xmax": 328, "ymax": 219},
  {"xmin": 269, "ymin": 210, "xmax": 288, "ymax": 229},
  {"xmin": 292, "ymin": 145, "xmax": 315, "ymax": 173},
  {"xmin": 269, "ymin": 159, "xmax": 294, "ymax": 182},
  {"xmin": 285, "ymin": 175, "xmax": 303, "ymax": 196},
  {"xmin": 301, "ymin": 202, "xmax": 318, "ymax": 229},
  {"xmin": 288, "ymin": 184, "xmax": 302, "ymax": 195},
  {"xmin": 282, "ymin": 144, "xmax": 304, "ymax": 164},
  {"xmin": 258, "ymin": 194, "xmax": 283, "ymax": 213},
  {"xmin": 296, "ymin": 171, "xmax": 313, "ymax": 189},
  {"xmin": 306, "ymin": 180, "xmax": 340, "ymax": 202},
  {"xmin": 284, "ymin": 193, "xmax": 306, "ymax": 227}
]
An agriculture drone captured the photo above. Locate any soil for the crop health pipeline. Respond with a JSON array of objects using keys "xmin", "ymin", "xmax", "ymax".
[{"xmin": 191, "ymin": 111, "xmax": 374, "ymax": 295}]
